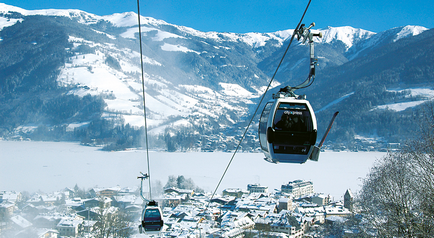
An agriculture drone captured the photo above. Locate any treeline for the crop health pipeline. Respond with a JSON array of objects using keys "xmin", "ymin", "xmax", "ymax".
[
  {"xmin": 314, "ymin": 83, "xmax": 427, "ymax": 145},
  {"xmin": 163, "ymin": 126, "xmax": 203, "ymax": 152},
  {"xmin": 1, "ymin": 92, "xmax": 105, "ymax": 136},
  {"xmin": 6, "ymin": 86, "xmax": 425, "ymax": 151},
  {"xmin": 6, "ymin": 110, "xmax": 258, "ymax": 152},
  {"xmin": 164, "ymin": 175, "xmax": 204, "ymax": 193},
  {"xmin": 318, "ymin": 105, "xmax": 423, "ymax": 144},
  {"xmin": 0, "ymin": 15, "xmax": 70, "ymax": 98}
]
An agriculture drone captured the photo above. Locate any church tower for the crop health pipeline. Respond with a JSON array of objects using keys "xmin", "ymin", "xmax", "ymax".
[{"xmin": 344, "ymin": 189, "xmax": 354, "ymax": 212}]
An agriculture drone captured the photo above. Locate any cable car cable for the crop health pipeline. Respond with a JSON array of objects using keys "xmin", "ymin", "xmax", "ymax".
[
  {"xmin": 205, "ymin": 0, "xmax": 313, "ymax": 210},
  {"xmin": 136, "ymin": 1, "xmax": 165, "ymax": 233},
  {"xmin": 136, "ymin": 0, "xmax": 153, "ymax": 200}
]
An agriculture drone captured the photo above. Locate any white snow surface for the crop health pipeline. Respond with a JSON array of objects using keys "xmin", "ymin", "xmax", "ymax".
[
  {"xmin": 0, "ymin": 141, "xmax": 386, "ymax": 200},
  {"xmin": 240, "ymin": 32, "xmax": 289, "ymax": 47},
  {"xmin": 317, "ymin": 88, "xmax": 434, "ymax": 113},
  {"xmin": 58, "ymin": 35, "xmax": 218, "ymax": 129},
  {"xmin": 101, "ymin": 12, "xmax": 168, "ymax": 28},
  {"xmin": 394, "ymin": 25, "xmax": 428, "ymax": 42},
  {"xmin": 160, "ymin": 43, "xmax": 200, "ymax": 54},
  {"xmin": 59, "ymin": 33, "xmax": 255, "ymax": 131},
  {"xmin": 98, "ymin": 10, "xmax": 289, "ymax": 48},
  {"xmin": 10, "ymin": 215, "xmax": 32, "ymax": 229},
  {"xmin": 219, "ymin": 83, "xmax": 256, "ymax": 98},
  {"xmin": 1, "ymin": 3, "xmax": 428, "ymax": 51},
  {"xmin": 1, "ymin": 2, "xmax": 431, "ymax": 133},
  {"xmin": 0, "ymin": 3, "xmax": 167, "ymax": 28},
  {"xmin": 0, "ymin": 16, "xmax": 22, "ymax": 30},
  {"xmin": 372, "ymin": 88, "xmax": 434, "ymax": 112},
  {"xmin": 320, "ymin": 26, "xmax": 375, "ymax": 49},
  {"xmin": 0, "ymin": 3, "xmax": 100, "ymax": 24},
  {"xmin": 120, "ymin": 25, "xmax": 186, "ymax": 41},
  {"xmin": 375, "ymin": 101, "xmax": 427, "ymax": 112},
  {"xmin": 317, "ymin": 92, "xmax": 354, "ymax": 113}
]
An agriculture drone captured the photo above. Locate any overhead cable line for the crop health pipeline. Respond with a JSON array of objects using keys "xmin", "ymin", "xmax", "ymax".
[
  {"xmin": 136, "ymin": 0, "xmax": 152, "ymax": 200},
  {"xmin": 205, "ymin": 0, "xmax": 313, "ymax": 207}
]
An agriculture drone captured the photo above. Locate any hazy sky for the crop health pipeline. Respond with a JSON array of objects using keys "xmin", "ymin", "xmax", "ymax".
[{"xmin": 2, "ymin": 0, "xmax": 433, "ymax": 33}]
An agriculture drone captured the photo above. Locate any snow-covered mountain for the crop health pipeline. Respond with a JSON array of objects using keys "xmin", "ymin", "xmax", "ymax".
[{"xmin": 0, "ymin": 3, "xmax": 432, "ymax": 149}]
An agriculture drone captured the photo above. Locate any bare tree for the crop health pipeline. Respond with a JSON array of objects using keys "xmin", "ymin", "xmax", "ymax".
[
  {"xmin": 164, "ymin": 175, "xmax": 196, "ymax": 190},
  {"xmin": 359, "ymin": 152, "xmax": 418, "ymax": 237},
  {"xmin": 0, "ymin": 209, "xmax": 11, "ymax": 236},
  {"xmin": 359, "ymin": 102, "xmax": 434, "ymax": 236},
  {"xmin": 404, "ymin": 102, "xmax": 434, "ymax": 236},
  {"xmin": 93, "ymin": 198, "xmax": 132, "ymax": 238}
]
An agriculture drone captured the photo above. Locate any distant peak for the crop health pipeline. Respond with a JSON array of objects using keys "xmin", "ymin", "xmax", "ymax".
[
  {"xmin": 101, "ymin": 12, "xmax": 169, "ymax": 27},
  {"xmin": 320, "ymin": 26, "xmax": 375, "ymax": 49},
  {"xmin": 394, "ymin": 25, "xmax": 428, "ymax": 42},
  {"xmin": 0, "ymin": 3, "xmax": 27, "ymax": 15},
  {"xmin": 0, "ymin": 3, "xmax": 100, "ymax": 24}
]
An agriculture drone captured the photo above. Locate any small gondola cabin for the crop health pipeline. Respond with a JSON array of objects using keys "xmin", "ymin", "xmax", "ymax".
[
  {"xmin": 259, "ymin": 97, "xmax": 317, "ymax": 163},
  {"xmin": 141, "ymin": 201, "xmax": 163, "ymax": 233}
]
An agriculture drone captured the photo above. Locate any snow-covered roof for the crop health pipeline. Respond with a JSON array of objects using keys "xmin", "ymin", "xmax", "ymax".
[
  {"xmin": 324, "ymin": 205, "xmax": 351, "ymax": 216},
  {"xmin": 57, "ymin": 217, "xmax": 83, "ymax": 227},
  {"xmin": 11, "ymin": 215, "xmax": 32, "ymax": 228}
]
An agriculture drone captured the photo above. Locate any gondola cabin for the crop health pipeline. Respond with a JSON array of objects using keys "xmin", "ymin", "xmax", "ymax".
[
  {"xmin": 140, "ymin": 201, "xmax": 163, "ymax": 234},
  {"xmin": 259, "ymin": 96, "xmax": 317, "ymax": 164}
]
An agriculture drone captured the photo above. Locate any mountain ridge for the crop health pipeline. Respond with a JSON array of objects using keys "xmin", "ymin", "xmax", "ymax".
[{"xmin": 0, "ymin": 3, "xmax": 432, "ymax": 151}]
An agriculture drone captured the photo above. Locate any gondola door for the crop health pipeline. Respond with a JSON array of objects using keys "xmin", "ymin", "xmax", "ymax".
[{"xmin": 259, "ymin": 102, "xmax": 274, "ymax": 162}]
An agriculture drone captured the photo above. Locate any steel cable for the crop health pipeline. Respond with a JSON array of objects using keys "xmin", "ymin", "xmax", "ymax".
[
  {"xmin": 206, "ymin": 0, "xmax": 313, "ymax": 209},
  {"xmin": 136, "ymin": 0, "xmax": 153, "ymax": 200}
]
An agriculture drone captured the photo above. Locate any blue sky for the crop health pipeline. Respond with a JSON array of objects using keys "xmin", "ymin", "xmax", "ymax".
[{"xmin": 2, "ymin": 0, "xmax": 433, "ymax": 33}]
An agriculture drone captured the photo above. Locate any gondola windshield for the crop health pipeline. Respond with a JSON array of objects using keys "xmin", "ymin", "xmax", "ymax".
[
  {"xmin": 142, "ymin": 206, "xmax": 163, "ymax": 232},
  {"xmin": 273, "ymin": 103, "xmax": 313, "ymax": 132},
  {"xmin": 269, "ymin": 101, "xmax": 317, "ymax": 156},
  {"xmin": 145, "ymin": 208, "xmax": 161, "ymax": 218}
]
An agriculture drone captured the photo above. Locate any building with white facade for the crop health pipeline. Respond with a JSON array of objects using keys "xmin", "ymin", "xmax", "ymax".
[
  {"xmin": 247, "ymin": 184, "xmax": 268, "ymax": 194},
  {"xmin": 312, "ymin": 194, "xmax": 330, "ymax": 206},
  {"xmin": 281, "ymin": 180, "xmax": 314, "ymax": 198},
  {"xmin": 223, "ymin": 188, "xmax": 248, "ymax": 198},
  {"xmin": 56, "ymin": 216, "xmax": 83, "ymax": 237}
]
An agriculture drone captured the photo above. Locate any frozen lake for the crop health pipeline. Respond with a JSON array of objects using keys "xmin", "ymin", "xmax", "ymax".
[{"xmin": 0, "ymin": 141, "xmax": 386, "ymax": 200}]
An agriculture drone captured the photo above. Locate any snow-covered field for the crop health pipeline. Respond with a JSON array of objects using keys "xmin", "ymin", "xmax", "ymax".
[
  {"xmin": 374, "ymin": 88, "xmax": 434, "ymax": 112},
  {"xmin": 0, "ymin": 141, "xmax": 386, "ymax": 200}
]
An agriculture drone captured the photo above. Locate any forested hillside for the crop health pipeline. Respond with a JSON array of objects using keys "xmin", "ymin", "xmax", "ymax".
[
  {"xmin": 307, "ymin": 28, "xmax": 434, "ymax": 148},
  {"xmin": 1, "ymin": 5, "xmax": 433, "ymax": 152}
]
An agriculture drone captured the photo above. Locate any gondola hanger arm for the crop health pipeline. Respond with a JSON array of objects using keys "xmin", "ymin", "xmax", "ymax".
[{"xmin": 283, "ymin": 22, "xmax": 322, "ymax": 95}]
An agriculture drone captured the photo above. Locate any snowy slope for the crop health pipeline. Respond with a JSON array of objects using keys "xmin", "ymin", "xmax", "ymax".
[
  {"xmin": 1, "ymin": 3, "xmax": 427, "ymax": 55},
  {"xmin": 0, "ymin": 3, "xmax": 101, "ymax": 24},
  {"xmin": 319, "ymin": 26, "xmax": 375, "ymax": 49},
  {"xmin": 372, "ymin": 88, "xmax": 434, "ymax": 112},
  {"xmin": 0, "ymin": 3, "xmax": 262, "ymax": 133},
  {"xmin": 344, "ymin": 25, "xmax": 429, "ymax": 60},
  {"xmin": 58, "ymin": 34, "xmax": 258, "ymax": 131},
  {"xmin": 1, "ymin": 2, "xmax": 431, "ymax": 143},
  {"xmin": 0, "ymin": 15, "xmax": 20, "ymax": 31},
  {"xmin": 394, "ymin": 25, "xmax": 428, "ymax": 42},
  {"xmin": 1, "ymin": 2, "xmax": 428, "ymax": 52}
]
